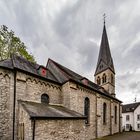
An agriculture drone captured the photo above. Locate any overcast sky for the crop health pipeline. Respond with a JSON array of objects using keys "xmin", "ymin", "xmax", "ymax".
[{"xmin": 1, "ymin": 0, "xmax": 140, "ymax": 104}]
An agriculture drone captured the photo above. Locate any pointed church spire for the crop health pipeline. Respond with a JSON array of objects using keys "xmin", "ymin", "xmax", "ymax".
[{"xmin": 94, "ymin": 22, "xmax": 115, "ymax": 75}]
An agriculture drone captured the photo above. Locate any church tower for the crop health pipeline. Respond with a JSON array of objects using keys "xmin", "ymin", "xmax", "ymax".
[{"xmin": 94, "ymin": 22, "xmax": 115, "ymax": 97}]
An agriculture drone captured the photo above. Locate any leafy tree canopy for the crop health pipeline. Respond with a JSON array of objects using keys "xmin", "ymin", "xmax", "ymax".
[{"xmin": 0, "ymin": 25, "xmax": 35, "ymax": 62}]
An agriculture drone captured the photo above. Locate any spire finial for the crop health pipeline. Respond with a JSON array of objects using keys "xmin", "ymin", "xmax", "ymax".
[{"xmin": 103, "ymin": 13, "xmax": 106, "ymax": 25}]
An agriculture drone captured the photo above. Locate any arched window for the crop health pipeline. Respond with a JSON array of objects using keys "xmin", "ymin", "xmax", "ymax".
[
  {"xmin": 103, "ymin": 103, "xmax": 107, "ymax": 124},
  {"xmin": 102, "ymin": 73, "xmax": 107, "ymax": 84},
  {"xmin": 41, "ymin": 94, "xmax": 49, "ymax": 104},
  {"xmin": 111, "ymin": 74, "xmax": 114, "ymax": 84},
  {"xmin": 84, "ymin": 97, "xmax": 90, "ymax": 124},
  {"xmin": 115, "ymin": 106, "xmax": 117, "ymax": 124},
  {"xmin": 97, "ymin": 76, "xmax": 101, "ymax": 85}
]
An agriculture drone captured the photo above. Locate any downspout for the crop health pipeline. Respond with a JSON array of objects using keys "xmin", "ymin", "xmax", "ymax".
[
  {"xmin": 32, "ymin": 119, "xmax": 36, "ymax": 140},
  {"xmin": 110, "ymin": 100, "xmax": 112, "ymax": 135},
  {"xmin": 95, "ymin": 95, "xmax": 97, "ymax": 138},
  {"xmin": 13, "ymin": 70, "xmax": 17, "ymax": 140},
  {"xmin": 119, "ymin": 103, "xmax": 120, "ymax": 133}
]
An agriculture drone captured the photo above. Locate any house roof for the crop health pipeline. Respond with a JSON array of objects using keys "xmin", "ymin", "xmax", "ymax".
[
  {"xmin": 122, "ymin": 102, "xmax": 140, "ymax": 113},
  {"xmin": 95, "ymin": 25, "xmax": 115, "ymax": 75},
  {"xmin": 19, "ymin": 100, "xmax": 86, "ymax": 119},
  {"xmin": 0, "ymin": 54, "xmax": 121, "ymax": 102}
]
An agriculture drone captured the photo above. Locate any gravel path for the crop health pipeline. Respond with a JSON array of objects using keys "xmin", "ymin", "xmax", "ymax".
[{"xmin": 95, "ymin": 132, "xmax": 140, "ymax": 140}]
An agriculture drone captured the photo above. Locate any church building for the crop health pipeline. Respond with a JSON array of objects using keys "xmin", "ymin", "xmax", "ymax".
[{"xmin": 0, "ymin": 23, "xmax": 122, "ymax": 140}]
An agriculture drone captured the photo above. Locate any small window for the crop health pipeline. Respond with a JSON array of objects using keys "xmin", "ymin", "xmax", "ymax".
[
  {"xmin": 84, "ymin": 97, "xmax": 90, "ymax": 124},
  {"xmin": 137, "ymin": 124, "xmax": 140, "ymax": 129},
  {"xmin": 97, "ymin": 76, "xmax": 101, "ymax": 85},
  {"xmin": 126, "ymin": 124, "xmax": 130, "ymax": 129},
  {"xmin": 102, "ymin": 73, "xmax": 107, "ymax": 84},
  {"xmin": 103, "ymin": 103, "xmax": 107, "ymax": 124},
  {"xmin": 99, "ymin": 64, "xmax": 103, "ymax": 69},
  {"xmin": 111, "ymin": 74, "xmax": 114, "ymax": 84},
  {"xmin": 115, "ymin": 106, "xmax": 117, "ymax": 124},
  {"xmin": 126, "ymin": 115, "xmax": 130, "ymax": 121},
  {"xmin": 38, "ymin": 66, "xmax": 47, "ymax": 77},
  {"xmin": 137, "ymin": 114, "xmax": 140, "ymax": 121},
  {"xmin": 41, "ymin": 94, "xmax": 49, "ymax": 104}
]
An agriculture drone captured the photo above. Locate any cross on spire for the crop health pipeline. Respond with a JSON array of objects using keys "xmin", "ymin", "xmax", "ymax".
[{"xmin": 103, "ymin": 13, "xmax": 106, "ymax": 25}]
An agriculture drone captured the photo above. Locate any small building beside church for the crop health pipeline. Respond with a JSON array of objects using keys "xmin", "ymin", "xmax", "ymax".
[
  {"xmin": 0, "ymin": 24, "xmax": 122, "ymax": 140},
  {"xmin": 122, "ymin": 102, "xmax": 140, "ymax": 131}
]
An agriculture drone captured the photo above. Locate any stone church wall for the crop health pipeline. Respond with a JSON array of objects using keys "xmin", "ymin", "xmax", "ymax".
[
  {"xmin": 15, "ymin": 71, "xmax": 62, "ymax": 139},
  {"xmin": 62, "ymin": 81, "xmax": 121, "ymax": 139},
  {"xmin": 96, "ymin": 95, "xmax": 121, "ymax": 138},
  {"xmin": 35, "ymin": 119, "xmax": 85, "ymax": 140},
  {"xmin": 0, "ymin": 69, "xmax": 14, "ymax": 140},
  {"xmin": 97, "ymin": 96, "xmax": 111, "ymax": 137},
  {"xmin": 111, "ymin": 102, "xmax": 120, "ymax": 134},
  {"xmin": 18, "ymin": 104, "xmax": 85, "ymax": 140},
  {"xmin": 16, "ymin": 72, "xmax": 62, "ymax": 104},
  {"xmin": 62, "ymin": 81, "xmax": 97, "ymax": 139},
  {"xmin": 18, "ymin": 104, "xmax": 32, "ymax": 140}
]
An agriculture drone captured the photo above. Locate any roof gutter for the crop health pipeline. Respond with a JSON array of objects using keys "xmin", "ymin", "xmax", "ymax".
[
  {"xmin": 67, "ymin": 78, "xmax": 122, "ymax": 103},
  {"xmin": 30, "ymin": 116, "xmax": 87, "ymax": 120},
  {"xmin": 12, "ymin": 70, "xmax": 17, "ymax": 140},
  {"xmin": 32, "ymin": 119, "xmax": 36, "ymax": 140}
]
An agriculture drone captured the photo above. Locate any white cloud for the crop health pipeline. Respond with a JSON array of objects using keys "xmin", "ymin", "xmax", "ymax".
[{"xmin": 0, "ymin": 0, "xmax": 140, "ymax": 103}]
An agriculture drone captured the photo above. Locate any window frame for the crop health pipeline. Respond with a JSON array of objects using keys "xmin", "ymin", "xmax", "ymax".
[
  {"xmin": 126, "ymin": 115, "xmax": 130, "ymax": 121},
  {"xmin": 137, "ymin": 123, "xmax": 140, "ymax": 129},
  {"xmin": 41, "ymin": 93, "xmax": 49, "ymax": 104},
  {"xmin": 97, "ymin": 76, "xmax": 101, "ymax": 85},
  {"xmin": 115, "ymin": 106, "xmax": 117, "ymax": 124},
  {"xmin": 84, "ymin": 97, "xmax": 90, "ymax": 124},
  {"xmin": 137, "ymin": 114, "xmax": 140, "ymax": 121},
  {"xmin": 103, "ymin": 103, "xmax": 107, "ymax": 124},
  {"xmin": 102, "ymin": 73, "xmax": 107, "ymax": 84}
]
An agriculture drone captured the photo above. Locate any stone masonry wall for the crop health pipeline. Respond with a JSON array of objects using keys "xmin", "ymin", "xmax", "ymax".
[
  {"xmin": 62, "ymin": 81, "xmax": 121, "ymax": 139},
  {"xmin": 18, "ymin": 104, "xmax": 32, "ymax": 140},
  {"xmin": 15, "ymin": 72, "xmax": 62, "ymax": 139},
  {"xmin": 62, "ymin": 81, "xmax": 97, "ymax": 139},
  {"xmin": 96, "ymin": 95, "xmax": 111, "ymax": 137},
  {"xmin": 18, "ymin": 104, "xmax": 85, "ymax": 140},
  {"xmin": 0, "ymin": 69, "xmax": 14, "ymax": 140},
  {"xmin": 35, "ymin": 119, "xmax": 85, "ymax": 140},
  {"xmin": 95, "ymin": 69, "xmax": 115, "ymax": 95},
  {"xmin": 16, "ymin": 72, "xmax": 62, "ymax": 104}
]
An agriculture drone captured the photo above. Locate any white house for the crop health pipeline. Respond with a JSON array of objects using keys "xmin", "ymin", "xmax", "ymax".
[{"xmin": 122, "ymin": 102, "xmax": 140, "ymax": 131}]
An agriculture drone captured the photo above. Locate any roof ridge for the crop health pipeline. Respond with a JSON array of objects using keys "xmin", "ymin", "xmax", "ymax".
[
  {"xmin": 48, "ymin": 59, "xmax": 83, "ymax": 80},
  {"xmin": 123, "ymin": 102, "xmax": 140, "ymax": 105}
]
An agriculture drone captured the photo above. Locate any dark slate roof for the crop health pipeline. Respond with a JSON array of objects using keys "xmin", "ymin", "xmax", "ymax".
[
  {"xmin": 46, "ymin": 59, "xmax": 83, "ymax": 83},
  {"xmin": 19, "ymin": 100, "xmax": 86, "ymax": 119},
  {"xmin": 0, "ymin": 54, "xmax": 59, "ymax": 83},
  {"xmin": 0, "ymin": 59, "xmax": 13, "ymax": 69},
  {"xmin": 0, "ymin": 54, "xmax": 121, "ymax": 102},
  {"xmin": 47, "ymin": 59, "xmax": 121, "ymax": 102},
  {"xmin": 95, "ymin": 25, "xmax": 115, "ymax": 75},
  {"xmin": 122, "ymin": 102, "xmax": 140, "ymax": 113}
]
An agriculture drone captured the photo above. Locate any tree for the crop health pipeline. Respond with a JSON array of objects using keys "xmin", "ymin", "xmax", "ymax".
[{"xmin": 0, "ymin": 25, "xmax": 35, "ymax": 62}]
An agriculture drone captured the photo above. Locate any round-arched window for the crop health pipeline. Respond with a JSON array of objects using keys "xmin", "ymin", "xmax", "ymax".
[
  {"xmin": 97, "ymin": 76, "xmax": 101, "ymax": 85},
  {"xmin": 41, "ymin": 94, "xmax": 49, "ymax": 104},
  {"xmin": 102, "ymin": 73, "xmax": 107, "ymax": 83}
]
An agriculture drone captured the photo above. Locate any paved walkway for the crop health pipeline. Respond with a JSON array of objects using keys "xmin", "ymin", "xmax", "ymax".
[{"xmin": 96, "ymin": 132, "xmax": 140, "ymax": 140}]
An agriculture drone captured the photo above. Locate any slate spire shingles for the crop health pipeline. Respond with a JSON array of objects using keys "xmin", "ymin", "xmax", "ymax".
[{"xmin": 95, "ymin": 24, "xmax": 115, "ymax": 75}]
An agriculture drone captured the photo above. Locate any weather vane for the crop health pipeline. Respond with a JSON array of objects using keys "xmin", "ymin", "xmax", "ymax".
[{"xmin": 103, "ymin": 13, "xmax": 106, "ymax": 25}]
